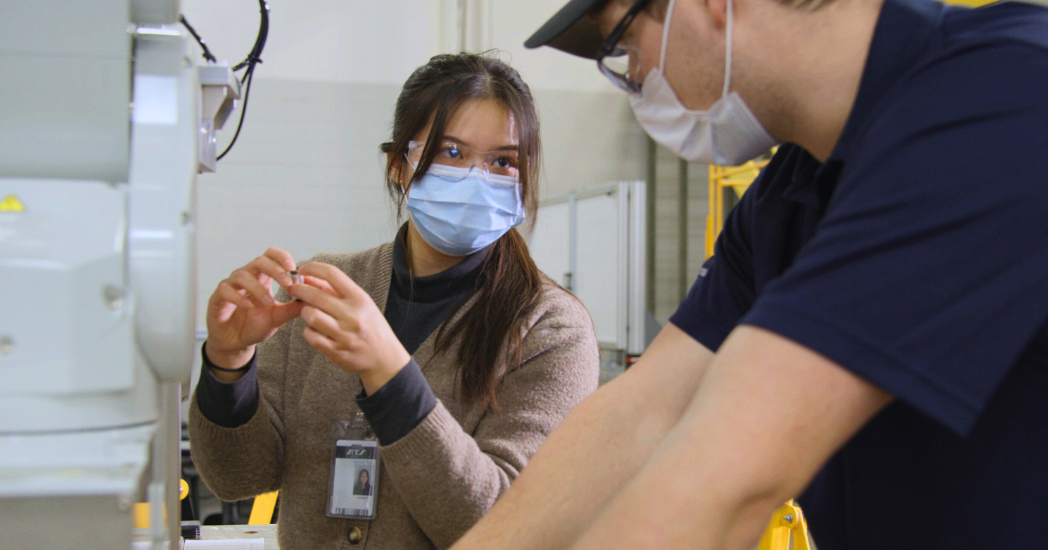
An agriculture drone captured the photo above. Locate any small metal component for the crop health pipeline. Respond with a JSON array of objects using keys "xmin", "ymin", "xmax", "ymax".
[
  {"xmin": 103, "ymin": 285, "xmax": 125, "ymax": 311},
  {"xmin": 0, "ymin": 336, "xmax": 13, "ymax": 355},
  {"xmin": 783, "ymin": 514, "xmax": 794, "ymax": 524},
  {"xmin": 289, "ymin": 270, "xmax": 304, "ymax": 302}
]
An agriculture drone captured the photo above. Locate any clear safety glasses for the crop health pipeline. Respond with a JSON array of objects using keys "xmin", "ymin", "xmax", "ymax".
[
  {"xmin": 406, "ymin": 140, "xmax": 520, "ymax": 181},
  {"xmin": 598, "ymin": 45, "xmax": 644, "ymax": 94},
  {"xmin": 596, "ymin": 0, "xmax": 652, "ymax": 94}
]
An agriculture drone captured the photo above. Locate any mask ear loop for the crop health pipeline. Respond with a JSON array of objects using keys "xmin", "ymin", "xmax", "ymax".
[
  {"xmin": 723, "ymin": 0, "xmax": 734, "ymax": 98},
  {"xmin": 659, "ymin": 0, "xmax": 678, "ymax": 72}
]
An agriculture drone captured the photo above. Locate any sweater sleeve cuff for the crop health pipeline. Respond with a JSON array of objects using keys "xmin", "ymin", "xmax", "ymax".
[
  {"xmin": 355, "ymin": 358, "xmax": 437, "ymax": 446},
  {"xmin": 196, "ymin": 342, "xmax": 260, "ymax": 429}
]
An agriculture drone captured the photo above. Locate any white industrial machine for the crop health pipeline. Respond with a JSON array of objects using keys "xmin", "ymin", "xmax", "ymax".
[{"xmin": 0, "ymin": 1, "xmax": 240, "ymax": 547}]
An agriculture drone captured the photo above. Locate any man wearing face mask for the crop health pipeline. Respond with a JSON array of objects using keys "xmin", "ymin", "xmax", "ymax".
[{"xmin": 448, "ymin": 0, "xmax": 1048, "ymax": 549}]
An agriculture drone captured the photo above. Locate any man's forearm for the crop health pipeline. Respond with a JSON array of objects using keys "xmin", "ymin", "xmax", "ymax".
[
  {"xmin": 451, "ymin": 325, "xmax": 713, "ymax": 550},
  {"xmin": 568, "ymin": 326, "xmax": 893, "ymax": 550}
]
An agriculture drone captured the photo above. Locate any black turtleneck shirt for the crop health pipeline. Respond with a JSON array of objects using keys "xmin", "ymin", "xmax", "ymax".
[{"xmin": 382, "ymin": 225, "xmax": 488, "ymax": 355}]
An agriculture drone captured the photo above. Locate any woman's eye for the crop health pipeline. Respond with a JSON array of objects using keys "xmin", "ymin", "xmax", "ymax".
[
  {"xmin": 493, "ymin": 156, "xmax": 516, "ymax": 168},
  {"xmin": 439, "ymin": 146, "xmax": 462, "ymax": 159}
]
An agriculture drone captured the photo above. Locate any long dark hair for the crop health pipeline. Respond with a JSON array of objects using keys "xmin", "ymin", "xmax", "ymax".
[{"xmin": 380, "ymin": 52, "xmax": 543, "ymax": 412}]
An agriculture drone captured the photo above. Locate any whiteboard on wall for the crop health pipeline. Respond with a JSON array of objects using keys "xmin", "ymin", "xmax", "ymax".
[
  {"xmin": 530, "ymin": 201, "xmax": 571, "ymax": 289},
  {"xmin": 528, "ymin": 181, "xmax": 646, "ymax": 355},
  {"xmin": 573, "ymin": 192, "xmax": 622, "ymax": 346}
]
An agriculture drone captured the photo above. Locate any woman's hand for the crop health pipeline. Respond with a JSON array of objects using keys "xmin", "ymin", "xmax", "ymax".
[
  {"xmin": 205, "ymin": 247, "xmax": 307, "ymax": 379},
  {"xmin": 290, "ymin": 262, "xmax": 411, "ymax": 395}
]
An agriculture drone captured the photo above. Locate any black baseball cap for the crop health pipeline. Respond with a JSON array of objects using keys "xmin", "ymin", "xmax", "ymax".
[{"xmin": 524, "ymin": 0, "xmax": 610, "ymax": 60}]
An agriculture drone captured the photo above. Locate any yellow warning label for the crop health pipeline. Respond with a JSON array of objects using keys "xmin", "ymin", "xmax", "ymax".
[{"xmin": 0, "ymin": 195, "xmax": 26, "ymax": 213}]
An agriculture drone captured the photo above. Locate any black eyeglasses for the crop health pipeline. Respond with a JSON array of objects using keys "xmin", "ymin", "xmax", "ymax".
[{"xmin": 596, "ymin": 0, "xmax": 654, "ymax": 94}]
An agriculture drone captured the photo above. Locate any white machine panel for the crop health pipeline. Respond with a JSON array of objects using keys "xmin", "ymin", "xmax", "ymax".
[
  {"xmin": 129, "ymin": 28, "xmax": 200, "ymax": 384},
  {"xmin": 0, "ymin": 179, "xmax": 133, "ymax": 395},
  {"xmin": 0, "ymin": 0, "xmax": 132, "ymax": 183},
  {"xmin": 0, "ymin": 0, "xmax": 240, "ymax": 546}
]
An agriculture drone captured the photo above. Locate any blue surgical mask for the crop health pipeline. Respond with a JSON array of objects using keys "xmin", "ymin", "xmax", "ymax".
[{"xmin": 406, "ymin": 163, "xmax": 525, "ymax": 256}]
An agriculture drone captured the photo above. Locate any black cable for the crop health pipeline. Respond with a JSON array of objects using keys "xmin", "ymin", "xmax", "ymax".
[
  {"xmin": 217, "ymin": 0, "xmax": 270, "ymax": 161},
  {"xmin": 185, "ymin": 486, "xmax": 197, "ymax": 522},
  {"xmin": 180, "ymin": 15, "xmax": 217, "ymax": 63},
  {"xmin": 217, "ymin": 69, "xmax": 254, "ymax": 161},
  {"xmin": 233, "ymin": 1, "xmax": 270, "ymax": 73}
]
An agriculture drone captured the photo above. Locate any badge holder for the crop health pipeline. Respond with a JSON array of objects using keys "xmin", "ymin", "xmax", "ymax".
[{"xmin": 326, "ymin": 412, "xmax": 379, "ymax": 520}]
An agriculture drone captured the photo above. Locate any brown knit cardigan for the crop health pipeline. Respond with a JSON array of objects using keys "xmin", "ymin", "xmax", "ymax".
[{"xmin": 189, "ymin": 242, "xmax": 600, "ymax": 550}]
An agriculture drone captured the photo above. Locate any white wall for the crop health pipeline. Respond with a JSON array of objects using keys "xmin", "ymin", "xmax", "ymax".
[
  {"xmin": 483, "ymin": 0, "xmax": 622, "ymax": 93},
  {"xmin": 652, "ymin": 148, "xmax": 710, "ymax": 323},
  {"xmin": 180, "ymin": 0, "xmax": 648, "ymax": 331},
  {"xmin": 180, "ymin": 0, "xmax": 620, "ymax": 89},
  {"xmin": 180, "ymin": 0, "xmax": 443, "ymax": 85}
]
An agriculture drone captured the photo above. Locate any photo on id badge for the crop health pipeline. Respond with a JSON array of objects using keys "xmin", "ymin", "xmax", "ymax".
[{"xmin": 328, "ymin": 439, "xmax": 379, "ymax": 519}]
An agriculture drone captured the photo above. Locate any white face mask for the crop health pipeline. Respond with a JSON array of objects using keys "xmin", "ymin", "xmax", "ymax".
[{"xmin": 628, "ymin": 0, "xmax": 778, "ymax": 166}]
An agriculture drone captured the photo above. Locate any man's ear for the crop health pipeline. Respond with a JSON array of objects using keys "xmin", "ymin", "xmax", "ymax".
[{"xmin": 706, "ymin": 0, "xmax": 730, "ymax": 30}]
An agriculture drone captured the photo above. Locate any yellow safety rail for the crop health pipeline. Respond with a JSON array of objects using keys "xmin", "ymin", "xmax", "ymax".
[
  {"xmin": 133, "ymin": 479, "xmax": 190, "ymax": 528},
  {"xmin": 705, "ymin": 158, "xmax": 770, "ymax": 258},
  {"xmin": 134, "ymin": 484, "xmax": 278, "ymax": 527},
  {"xmin": 248, "ymin": 491, "xmax": 280, "ymax": 525},
  {"xmin": 758, "ymin": 499, "xmax": 813, "ymax": 550}
]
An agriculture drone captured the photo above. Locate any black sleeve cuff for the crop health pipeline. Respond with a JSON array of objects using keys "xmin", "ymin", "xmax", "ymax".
[
  {"xmin": 196, "ymin": 342, "xmax": 260, "ymax": 429},
  {"xmin": 355, "ymin": 358, "xmax": 438, "ymax": 446}
]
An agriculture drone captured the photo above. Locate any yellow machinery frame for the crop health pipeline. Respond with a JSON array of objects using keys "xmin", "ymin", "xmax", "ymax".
[
  {"xmin": 705, "ymin": 158, "xmax": 770, "ymax": 258},
  {"xmin": 758, "ymin": 499, "xmax": 813, "ymax": 550},
  {"xmin": 133, "ymin": 484, "xmax": 279, "ymax": 527},
  {"xmin": 248, "ymin": 491, "xmax": 280, "ymax": 525}
]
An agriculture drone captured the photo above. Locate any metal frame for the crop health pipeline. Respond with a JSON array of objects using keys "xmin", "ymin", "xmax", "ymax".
[
  {"xmin": 537, "ymin": 181, "xmax": 647, "ymax": 356},
  {"xmin": 706, "ymin": 159, "xmax": 771, "ymax": 258},
  {"xmin": 626, "ymin": 181, "xmax": 648, "ymax": 356}
]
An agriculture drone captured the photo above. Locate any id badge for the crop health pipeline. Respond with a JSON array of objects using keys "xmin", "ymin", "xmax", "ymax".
[{"xmin": 326, "ymin": 412, "xmax": 379, "ymax": 520}]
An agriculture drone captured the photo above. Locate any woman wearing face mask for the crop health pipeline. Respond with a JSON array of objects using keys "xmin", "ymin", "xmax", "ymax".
[{"xmin": 189, "ymin": 52, "xmax": 600, "ymax": 550}]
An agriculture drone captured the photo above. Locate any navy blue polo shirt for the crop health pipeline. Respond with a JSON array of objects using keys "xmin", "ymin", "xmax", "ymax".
[{"xmin": 670, "ymin": 0, "xmax": 1048, "ymax": 547}]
